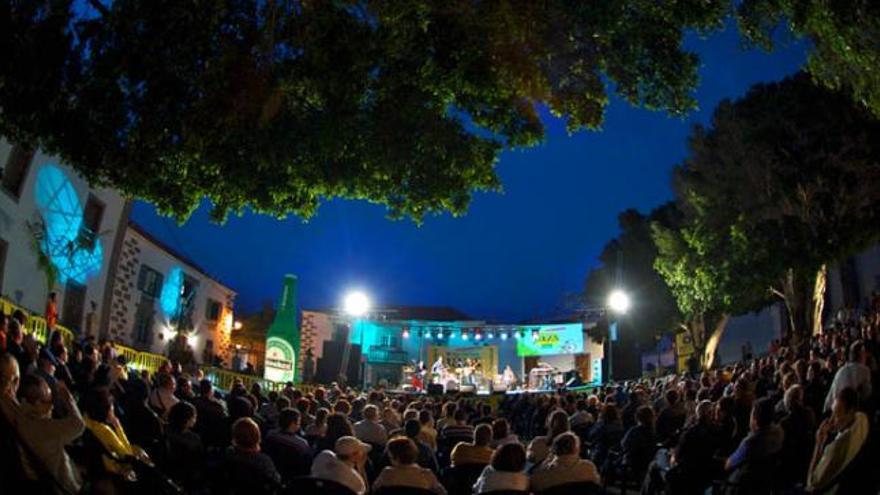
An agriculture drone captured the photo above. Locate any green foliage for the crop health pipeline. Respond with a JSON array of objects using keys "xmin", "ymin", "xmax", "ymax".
[
  {"xmin": 658, "ymin": 73, "xmax": 880, "ymax": 338},
  {"xmin": 0, "ymin": 0, "xmax": 726, "ymax": 221},
  {"xmin": 738, "ymin": 0, "xmax": 880, "ymax": 117}
]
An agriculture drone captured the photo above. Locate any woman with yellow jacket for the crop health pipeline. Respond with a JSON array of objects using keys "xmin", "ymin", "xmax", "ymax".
[{"xmin": 82, "ymin": 387, "xmax": 152, "ymax": 488}]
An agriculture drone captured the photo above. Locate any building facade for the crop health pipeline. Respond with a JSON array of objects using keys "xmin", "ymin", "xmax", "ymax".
[
  {"xmin": 0, "ymin": 138, "xmax": 129, "ymax": 335},
  {"xmin": 105, "ymin": 222, "xmax": 237, "ymax": 365}
]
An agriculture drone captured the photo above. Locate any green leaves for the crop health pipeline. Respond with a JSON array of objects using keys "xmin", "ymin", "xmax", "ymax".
[{"xmin": 1, "ymin": 0, "xmax": 725, "ymax": 221}]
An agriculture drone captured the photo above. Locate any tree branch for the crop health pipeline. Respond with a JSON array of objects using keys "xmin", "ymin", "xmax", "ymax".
[
  {"xmin": 87, "ymin": 0, "xmax": 110, "ymax": 18},
  {"xmin": 769, "ymin": 286, "xmax": 786, "ymax": 300}
]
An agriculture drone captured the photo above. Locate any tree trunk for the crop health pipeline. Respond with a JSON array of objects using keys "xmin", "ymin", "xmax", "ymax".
[
  {"xmin": 682, "ymin": 313, "xmax": 730, "ymax": 370},
  {"xmin": 779, "ymin": 266, "xmax": 827, "ymax": 345},
  {"xmin": 703, "ymin": 314, "xmax": 730, "ymax": 369}
]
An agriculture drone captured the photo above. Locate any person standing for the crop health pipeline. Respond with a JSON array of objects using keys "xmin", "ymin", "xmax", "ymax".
[{"xmin": 45, "ymin": 292, "xmax": 58, "ymax": 333}]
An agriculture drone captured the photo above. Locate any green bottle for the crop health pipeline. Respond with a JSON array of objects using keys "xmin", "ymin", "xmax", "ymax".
[{"xmin": 264, "ymin": 274, "xmax": 300, "ymax": 383}]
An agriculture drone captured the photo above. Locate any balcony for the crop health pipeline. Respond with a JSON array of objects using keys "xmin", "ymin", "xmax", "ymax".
[{"xmin": 366, "ymin": 345, "xmax": 408, "ymax": 364}]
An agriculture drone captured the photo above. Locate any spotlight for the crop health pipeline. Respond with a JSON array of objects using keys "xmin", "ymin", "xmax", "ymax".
[
  {"xmin": 402, "ymin": 329, "xmax": 410, "ymax": 339},
  {"xmin": 462, "ymin": 332, "xmax": 469, "ymax": 340},
  {"xmin": 501, "ymin": 332, "xmax": 508, "ymax": 340},
  {"xmin": 425, "ymin": 330, "xmax": 432, "ymax": 339},
  {"xmin": 475, "ymin": 332, "xmax": 483, "ymax": 341},
  {"xmin": 487, "ymin": 331, "xmax": 494, "ymax": 339}
]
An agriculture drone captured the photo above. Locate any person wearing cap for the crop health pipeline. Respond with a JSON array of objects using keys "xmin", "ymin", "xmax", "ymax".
[
  {"xmin": 372, "ymin": 437, "xmax": 447, "ymax": 494},
  {"xmin": 311, "ymin": 435, "xmax": 370, "ymax": 495}
]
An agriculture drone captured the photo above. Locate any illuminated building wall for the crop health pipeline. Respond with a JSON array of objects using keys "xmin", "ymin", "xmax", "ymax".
[
  {"xmin": 0, "ymin": 138, "xmax": 129, "ymax": 334},
  {"xmin": 106, "ymin": 222, "xmax": 236, "ymax": 363}
]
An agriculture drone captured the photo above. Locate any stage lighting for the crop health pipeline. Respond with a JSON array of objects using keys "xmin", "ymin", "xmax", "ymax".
[
  {"xmin": 475, "ymin": 332, "xmax": 483, "ymax": 341},
  {"xmin": 425, "ymin": 330, "xmax": 432, "ymax": 339},
  {"xmin": 501, "ymin": 332, "xmax": 509, "ymax": 340},
  {"xmin": 437, "ymin": 330, "xmax": 444, "ymax": 339},
  {"xmin": 462, "ymin": 332, "xmax": 469, "ymax": 340},
  {"xmin": 487, "ymin": 331, "xmax": 494, "ymax": 339},
  {"xmin": 402, "ymin": 329, "xmax": 410, "ymax": 339}
]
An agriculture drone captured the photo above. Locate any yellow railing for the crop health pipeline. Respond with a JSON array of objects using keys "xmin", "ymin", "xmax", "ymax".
[{"xmin": 3, "ymin": 296, "xmax": 315, "ymax": 393}]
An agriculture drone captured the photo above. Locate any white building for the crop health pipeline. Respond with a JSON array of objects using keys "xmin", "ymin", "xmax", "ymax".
[
  {"xmin": 105, "ymin": 222, "xmax": 236, "ymax": 365},
  {"xmin": 0, "ymin": 138, "xmax": 129, "ymax": 335}
]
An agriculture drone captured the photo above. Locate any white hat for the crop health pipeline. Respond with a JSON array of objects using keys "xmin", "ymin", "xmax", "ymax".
[{"xmin": 335, "ymin": 436, "xmax": 372, "ymax": 456}]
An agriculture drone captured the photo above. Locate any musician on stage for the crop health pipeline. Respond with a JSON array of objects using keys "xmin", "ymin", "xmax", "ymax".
[
  {"xmin": 431, "ymin": 356, "xmax": 446, "ymax": 383},
  {"xmin": 502, "ymin": 365, "xmax": 518, "ymax": 389}
]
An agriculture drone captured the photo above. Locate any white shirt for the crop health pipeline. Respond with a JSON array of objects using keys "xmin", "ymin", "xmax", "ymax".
[
  {"xmin": 311, "ymin": 450, "xmax": 367, "ymax": 495},
  {"xmin": 372, "ymin": 464, "xmax": 446, "ymax": 494},
  {"xmin": 530, "ymin": 454, "xmax": 600, "ymax": 491},
  {"xmin": 473, "ymin": 465, "xmax": 529, "ymax": 494},
  {"xmin": 824, "ymin": 362, "xmax": 872, "ymax": 411},
  {"xmin": 149, "ymin": 387, "xmax": 179, "ymax": 419}
]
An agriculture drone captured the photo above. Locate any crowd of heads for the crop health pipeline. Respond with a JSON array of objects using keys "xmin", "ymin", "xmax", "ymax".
[{"xmin": 1, "ymin": 295, "xmax": 880, "ymax": 494}]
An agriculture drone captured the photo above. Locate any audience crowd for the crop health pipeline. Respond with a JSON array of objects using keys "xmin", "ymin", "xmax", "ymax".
[{"xmin": 2, "ymin": 296, "xmax": 880, "ymax": 494}]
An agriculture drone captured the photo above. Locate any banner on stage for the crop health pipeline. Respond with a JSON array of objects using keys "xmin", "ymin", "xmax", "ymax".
[
  {"xmin": 517, "ymin": 323, "xmax": 584, "ymax": 357},
  {"xmin": 428, "ymin": 345, "xmax": 498, "ymax": 377}
]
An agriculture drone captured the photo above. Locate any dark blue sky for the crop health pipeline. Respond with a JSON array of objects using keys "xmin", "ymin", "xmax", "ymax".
[{"xmin": 132, "ymin": 24, "xmax": 807, "ymax": 322}]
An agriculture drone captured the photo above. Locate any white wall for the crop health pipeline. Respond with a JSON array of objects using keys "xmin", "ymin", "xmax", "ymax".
[
  {"xmin": 0, "ymin": 138, "xmax": 127, "ymax": 332},
  {"xmin": 107, "ymin": 225, "xmax": 235, "ymax": 362}
]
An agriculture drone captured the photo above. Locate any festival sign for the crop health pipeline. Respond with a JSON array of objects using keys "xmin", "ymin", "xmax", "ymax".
[{"xmin": 516, "ymin": 323, "xmax": 584, "ymax": 356}]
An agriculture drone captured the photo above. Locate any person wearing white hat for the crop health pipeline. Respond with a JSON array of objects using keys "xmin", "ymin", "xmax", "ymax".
[{"xmin": 311, "ymin": 435, "xmax": 371, "ymax": 495}]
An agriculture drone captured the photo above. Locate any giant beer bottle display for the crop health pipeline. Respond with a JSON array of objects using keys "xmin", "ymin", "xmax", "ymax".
[{"xmin": 264, "ymin": 275, "xmax": 301, "ymax": 383}]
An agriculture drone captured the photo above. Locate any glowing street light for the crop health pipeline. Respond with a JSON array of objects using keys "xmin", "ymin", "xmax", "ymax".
[
  {"xmin": 608, "ymin": 289, "xmax": 631, "ymax": 314},
  {"xmin": 343, "ymin": 291, "xmax": 371, "ymax": 316},
  {"xmin": 233, "ymin": 320, "xmax": 243, "ymax": 330}
]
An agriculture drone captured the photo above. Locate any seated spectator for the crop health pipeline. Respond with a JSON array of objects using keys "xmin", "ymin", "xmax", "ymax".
[
  {"xmin": 121, "ymin": 377, "xmax": 165, "ymax": 461},
  {"xmin": 823, "ymin": 341, "xmax": 872, "ymax": 412},
  {"xmin": 473, "ymin": 442, "xmax": 529, "ymax": 494},
  {"xmin": 656, "ymin": 389, "xmax": 687, "ymax": 444},
  {"xmin": 315, "ymin": 412, "xmax": 355, "ymax": 453},
  {"xmin": 15, "ymin": 374, "xmax": 84, "ymax": 494},
  {"xmin": 778, "ymin": 384, "xmax": 815, "ymax": 487},
  {"xmin": 436, "ymin": 402, "xmax": 457, "ymax": 430},
  {"xmin": 527, "ymin": 409, "xmax": 569, "ymax": 465},
  {"xmin": 570, "ymin": 398, "xmax": 595, "ymax": 428},
  {"xmin": 312, "ymin": 436, "xmax": 371, "ymax": 495},
  {"xmin": 224, "ymin": 417, "xmax": 281, "ymax": 490},
  {"xmin": 148, "ymin": 372, "xmax": 179, "ymax": 421},
  {"xmin": 165, "ymin": 401, "xmax": 205, "ymax": 490},
  {"xmin": 382, "ymin": 406, "xmax": 402, "ymax": 432},
  {"xmin": 264, "ymin": 408, "xmax": 313, "ymax": 482},
  {"xmin": 403, "ymin": 418, "xmax": 440, "ymax": 472},
  {"xmin": 192, "ymin": 378, "xmax": 229, "ymax": 450},
  {"xmin": 588, "ymin": 403, "xmax": 624, "ymax": 469},
  {"xmin": 530, "ymin": 432, "xmax": 600, "ymax": 491},
  {"xmin": 450, "ymin": 423, "xmax": 494, "ymax": 466},
  {"xmin": 490, "ymin": 418, "xmax": 519, "ymax": 448},
  {"xmin": 305, "ymin": 407, "xmax": 330, "ymax": 439},
  {"xmin": 807, "ymin": 387, "xmax": 871, "ymax": 494},
  {"xmin": 619, "ymin": 405, "xmax": 656, "ymax": 476},
  {"xmin": 661, "ymin": 400, "xmax": 717, "ymax": 494},
  {"xmin": 354, "ymin": 404, "xmax": 388, "ymax": 446},
  {"xmin": 418, "ymin": 409, "xmax": 438, "ymax": 451},
  {"xmin": 471, "ymin": 404, "xmax": 495, "ymax": 426},
  {"xmin": 82, "ymin": 387, "xmax": 151, "ymax": 487},
  {"xmin": 440, "ymin": 409, "xmax": 475, "ymax": 448},
  {"xmin": 372, "ymin": 437, "xmax": 446, "ymax": 494},
  {"xmin": 724, "ymin": 397, "xmax": 784, "ymax": 493}
]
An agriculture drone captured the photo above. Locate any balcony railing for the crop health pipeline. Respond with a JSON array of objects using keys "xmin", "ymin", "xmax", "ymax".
[{"xmin": 366, "ymin": 345, "xmax": 409, "ymax": 364}]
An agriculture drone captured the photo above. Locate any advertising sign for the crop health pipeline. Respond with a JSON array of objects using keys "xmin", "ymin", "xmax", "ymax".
[{"xmin": 516, "ymin": 323, "xmax": 584, "ymax": 357}]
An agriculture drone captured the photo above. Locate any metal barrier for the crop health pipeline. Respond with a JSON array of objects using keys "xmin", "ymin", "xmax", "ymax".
[{"xmin": 2, "ymin": 296, "xmax": 316, "ymax": 393}]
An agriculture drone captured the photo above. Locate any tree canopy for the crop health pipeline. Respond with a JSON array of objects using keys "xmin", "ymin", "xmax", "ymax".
[
  {"xmin": 1, "ymin": 0, "xmax": 726, "ymax": 221},
  {"xmin": 737, "ymin": 0, "xmax": 880, "ymax": 117},
  {"xmin": 656, "ymin": 73, "xmax": 880, "ymax": 347}
]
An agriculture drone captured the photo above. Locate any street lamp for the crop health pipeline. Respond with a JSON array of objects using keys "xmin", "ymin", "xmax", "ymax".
[
  {"xmin": 606, "ymin": 289, "xmax": 630, "ymax": 383},
  {"xmin": 608, "ymin": 289, "xmax": 631, "ymax": 314},
  {"xmin": 343, "ymin": 291, "xmax": 370, "ymax": 316}
]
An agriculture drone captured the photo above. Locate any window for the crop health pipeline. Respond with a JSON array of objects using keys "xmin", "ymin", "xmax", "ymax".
[
  {"xmin": 205, "ymin": 298, "xmax": 222, "ymax": 321},
  {"xmin": 61, "ymin": 281, "xmax": 87, "ymax": 332},
  {"xmin": 0, "ymin": 238, "xmax": 7, "ymax": 294},
  {"xmin": 2, "ymin": 144, "xmax": 34, "ymax": 199},
  {"xmin": 80, "ymin": 194, "xmax": 105, "ymax": 249},
  {"xmin": 137, "ymin": 265, "xmax": 163, "ymax": 298},
  {"xmin": 133, "ymin": 296, "xmax": 155, "ymax": 344}
]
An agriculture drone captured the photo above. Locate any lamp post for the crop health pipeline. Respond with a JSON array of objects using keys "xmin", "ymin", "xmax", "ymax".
[
  {"xmin": 607, "ymin": 289, "xmax": 630, "ymax": 383},
  {"xmin": 342, "ymin": 290, "xmax": 371, "ymax": 388}
]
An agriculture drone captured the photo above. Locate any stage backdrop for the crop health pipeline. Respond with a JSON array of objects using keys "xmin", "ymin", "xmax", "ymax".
[
  {"xmin": 516, "ymin": 323, "xmax": 584, "ymax": 356},
  {"xmin": 428, "ymin": 345, "xmax": 499, "ymax": 377}
]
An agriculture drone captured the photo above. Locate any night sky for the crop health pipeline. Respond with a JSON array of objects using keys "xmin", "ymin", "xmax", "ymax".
[{"xmin": 131, "ymin": 24, "xmax": 807, "ymax": 322}]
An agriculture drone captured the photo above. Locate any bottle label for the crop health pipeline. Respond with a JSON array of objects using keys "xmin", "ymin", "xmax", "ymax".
[{"xmin": 264, "ymin": 336, "xmax": 296, "ymax": 382}]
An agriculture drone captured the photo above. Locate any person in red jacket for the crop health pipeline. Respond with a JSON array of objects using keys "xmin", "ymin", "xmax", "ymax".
[{"xmin": 45, "ymin": 292, "xmax": 58, "ymax": 331}]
